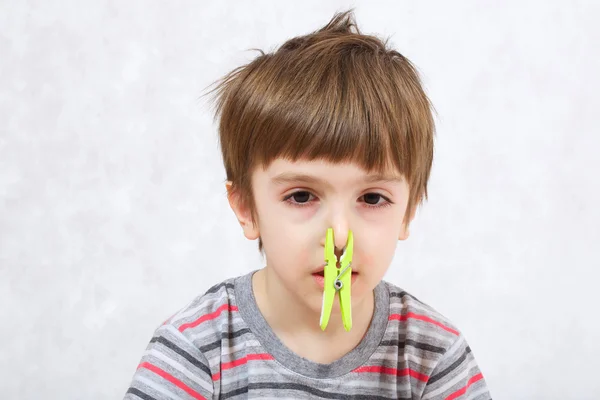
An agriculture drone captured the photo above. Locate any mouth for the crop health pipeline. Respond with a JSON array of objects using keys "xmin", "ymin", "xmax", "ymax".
[
  {"xmin": 311, "ymin": 269, "xmax": 358, "ymax": 276},
  {"xmin": 312, "ymin": 268, "xmax": 359, "ymax": 288}
]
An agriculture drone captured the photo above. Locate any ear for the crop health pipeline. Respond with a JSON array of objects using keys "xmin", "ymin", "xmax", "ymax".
[
  {"xmin": 398, "ymin": 205, "xmax": 417, "ymax": 241},
  {"xmin": 226, "ymin": 181, "xmax": 260, "ymax": 240}
]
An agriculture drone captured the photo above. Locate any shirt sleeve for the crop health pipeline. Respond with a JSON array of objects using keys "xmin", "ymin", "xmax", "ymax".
[
  {"xmin": 124, "ymin": 323, "xmax": 214, "ymax": 400},
  {"xmin": 422, "ymin": 334, "xmax": 491, "ymax": 400}
]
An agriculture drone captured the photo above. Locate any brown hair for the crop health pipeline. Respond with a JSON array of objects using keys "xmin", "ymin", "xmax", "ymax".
[{"xmin": 205, "ymin": 9, "xmax": 435, "ymax": 252}]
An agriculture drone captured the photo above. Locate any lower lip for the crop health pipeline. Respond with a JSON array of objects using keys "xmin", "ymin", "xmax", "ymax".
[{"xmin": 312, "ymin": 272, "xmax": 358, "ymax": 289}]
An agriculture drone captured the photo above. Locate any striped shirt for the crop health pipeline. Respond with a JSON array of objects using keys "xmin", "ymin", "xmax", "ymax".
[{"xmin": 125, "ymin": 270, "xmax": 491, "ymax": 399}]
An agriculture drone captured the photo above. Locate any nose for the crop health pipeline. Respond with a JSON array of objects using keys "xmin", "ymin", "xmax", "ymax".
[{"xmin": 331, "ymin": 211, "xmax": 350, "ymax": 260}]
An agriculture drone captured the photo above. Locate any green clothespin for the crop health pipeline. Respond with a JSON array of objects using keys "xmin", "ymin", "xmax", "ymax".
[{"xmin": 320, "ymin": 228, "xmax": 353, "ymax": 331}]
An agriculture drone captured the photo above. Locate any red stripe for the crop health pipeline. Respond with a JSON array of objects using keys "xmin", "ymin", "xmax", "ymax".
[
  {"xmin": 178, "ymin": 304, "xmax": 239, "ymax": 332},
  {"xmin": 389, "ymin": 312, "xmax": 459, "ymax": 336},
  {"xmin": 247, "ymin": 353, "xmax": 275, "ymax": 361},
  {"xmin": 137, "ymin": 362, "xmax": 206, "ymax": 400},
  {"xmin": 445, "ymin": 373, "xmax": 484, "ymax": 400},
  {"xmin": 212, "ymin": 353, "xmax": 274, "ymax": 381},
  {"xmin": 353, "ymin": 366, "xmax": 429, "ymax": 382},
  {"xmin": 221, "ymin": 355, "xmax": 250, "ymax": 370}
]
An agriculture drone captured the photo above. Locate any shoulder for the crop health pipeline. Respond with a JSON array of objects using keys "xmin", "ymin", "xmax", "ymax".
[
  {"xmin": 124, "ymin": 278, "xmax": 242, "ymax": 399},
  {"xmin": 383, "ymin": 280, "xmax": 462, "ymax": 350},
  {"xmin": 382, "ymin": 281, "xmax": 491, "ymax": 398},
  {"xmin": 160, "ymin": 275, "xmax": 241, "ymax": 345}
]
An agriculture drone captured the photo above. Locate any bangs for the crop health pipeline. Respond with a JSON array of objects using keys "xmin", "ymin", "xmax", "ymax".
[{"xmin": 249, "ymin": 48, "xmax": 410, "ymax": 177}]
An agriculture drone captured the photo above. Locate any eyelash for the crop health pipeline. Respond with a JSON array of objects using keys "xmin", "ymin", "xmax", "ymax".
[{"xmin": 283, "ymin": 191, "xmax": 393, "ymax": 209}]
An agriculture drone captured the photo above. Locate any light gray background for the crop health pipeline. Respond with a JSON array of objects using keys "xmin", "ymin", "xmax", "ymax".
[{"xmin": 1, "ymin": 1, "xmax": 599, "ymax": 399}]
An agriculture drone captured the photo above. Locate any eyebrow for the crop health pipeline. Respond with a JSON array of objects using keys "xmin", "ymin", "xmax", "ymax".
[{"xmin": 271, "ymin": 172, "xmax": 403, "ymax": 187}]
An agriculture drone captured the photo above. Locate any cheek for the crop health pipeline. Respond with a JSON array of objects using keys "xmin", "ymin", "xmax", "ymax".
[
  {"xmin": 357, "ymin": 227, "xmax": 398, "ymax": 273},
  {"xmin": 261, "ymin": 222, "xmax": 315, "ymax": 271}
]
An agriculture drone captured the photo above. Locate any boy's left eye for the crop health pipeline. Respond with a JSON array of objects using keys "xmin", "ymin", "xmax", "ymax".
[
  {"xmin": 287, "ymin": 191, "xmax": 313, "ymax": 204},
  {"xmin": 283, "ymin": 191, "xmax": 392, "ymax": 208},
  {"xmin": 363, "ymin": 193, "xmax": 385, "ymax": 205}
]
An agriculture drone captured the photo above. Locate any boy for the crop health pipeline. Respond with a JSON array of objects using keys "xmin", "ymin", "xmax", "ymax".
[{"xmin": 125, "ymin": 10, "xmax": 491, "ymax": 400}]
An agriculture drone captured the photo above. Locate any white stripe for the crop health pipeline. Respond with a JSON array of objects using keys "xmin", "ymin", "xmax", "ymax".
[
  {"xmin": 421, "ymin": 360, "xmax": 479, "ymax": 399},
  {"xmin": 242, "ymin": 338, "xmax": 262, "ymax": 348},
  {"xmin": 136, "ymin": 375, "xmax": 185, "ymax": 400},
  {"xmin": 143, "ymin": 348, "xmax": 213, "ymax": 393}
]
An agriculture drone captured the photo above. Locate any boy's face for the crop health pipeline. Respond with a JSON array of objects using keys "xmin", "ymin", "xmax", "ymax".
[{"xmin": 227, "ymin": 158, "xmax": 413, "ymax": 317}]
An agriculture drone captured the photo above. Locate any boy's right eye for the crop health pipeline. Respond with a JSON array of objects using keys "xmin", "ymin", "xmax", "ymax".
[
  {"xmin": 291, "ymin": 191, "xmax": 311, "ymax": 203},
  {"xmin": 284, "ymin": 191, "xmax": 314, "ymax": 207}
]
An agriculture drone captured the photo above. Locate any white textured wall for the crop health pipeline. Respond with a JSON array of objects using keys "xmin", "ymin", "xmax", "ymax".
[{"xmin": 1, "ymin": 1, "xmax": 599, "ymax": 399}]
